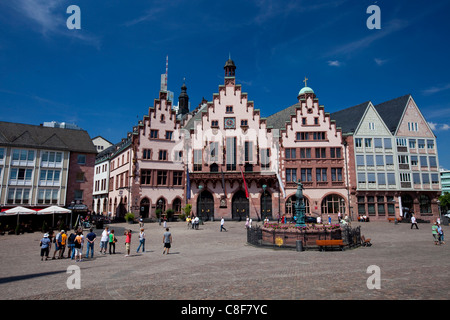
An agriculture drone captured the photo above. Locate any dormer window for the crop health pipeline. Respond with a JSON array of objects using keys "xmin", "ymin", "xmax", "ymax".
[{"xmin": 226, "ymin": 106, "xmax": 233, "ymax": 113}]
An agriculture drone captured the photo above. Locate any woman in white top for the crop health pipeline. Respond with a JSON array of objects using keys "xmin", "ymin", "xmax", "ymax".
[{"xmin": 137, "ymin": 228, "xmax": 146, "ymax": 253}]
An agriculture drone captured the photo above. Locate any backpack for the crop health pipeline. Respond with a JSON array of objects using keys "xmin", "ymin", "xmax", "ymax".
[{"xmin": 74, "ymin": 236, "xmax": 81, "ymax": 248}]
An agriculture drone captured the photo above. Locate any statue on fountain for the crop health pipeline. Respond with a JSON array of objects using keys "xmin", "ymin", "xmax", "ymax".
[{"xmin": 294, "ymin": 179, "xmax": 306, "ymax": 227}]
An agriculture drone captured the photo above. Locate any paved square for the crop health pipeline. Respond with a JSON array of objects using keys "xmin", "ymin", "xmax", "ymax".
[{"xmin": 0, "ymin": 220, "xmax": 449, "ymax": 300}]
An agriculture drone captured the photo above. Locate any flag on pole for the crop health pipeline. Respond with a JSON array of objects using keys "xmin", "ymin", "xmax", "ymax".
[
  {"xmin": 186, "ymin": 168, "xmax": 191, "ymax": 200},
  {"xmin": 276, "ymin": 171, "xmax": 286, "ymax": 198},
  {"xmin": 240, "ymin": 166, "xmax": 249, "ymax": 199},
  {"xmin": 221, "ymin": 168, "xmax": 227, "ymax": 197}
]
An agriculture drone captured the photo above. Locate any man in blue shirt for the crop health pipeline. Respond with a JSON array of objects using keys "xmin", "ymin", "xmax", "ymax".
[
  {"xmin": 40, "ymin": 233, "xmax": 51, "ymax": 261},
  {"xmin": 85, "ymin": 228, "xmax": 97, "ymax": 259}
]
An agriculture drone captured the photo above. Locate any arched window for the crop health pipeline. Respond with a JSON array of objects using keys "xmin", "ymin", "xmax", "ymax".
[
  {"xmin": 285, "ymin": 195, "xmax": 310, "ymax": 217},
  {"xmin": 419, "ymin": 195, "xmax": 431, "ymax": 213},
  {"xmin": 321, "ymin": 194, "xmax": 345, "ymax": 214},
  {"xmin": 173, "ymin": 198, "xmax": 182, "ymax": 215}
]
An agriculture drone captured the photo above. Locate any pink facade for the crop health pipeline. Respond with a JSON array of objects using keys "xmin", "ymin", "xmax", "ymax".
[
  {"xmin": 187, "ymin": 59, "xmax": 278, "ymax": 221},
  {"xmin": 276, "ymin": 88, "xmax": 348, "ymax": 220},
  {"xmin": 131, "ymin": 90, "xmax": 185, "ymax": 220}
]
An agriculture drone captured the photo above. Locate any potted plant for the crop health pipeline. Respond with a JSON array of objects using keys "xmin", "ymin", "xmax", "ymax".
[
  {"xmin": 165, "ymin": 209, "xmax": 175, "ymax": 222},
  {"xmin": 183, "ymin": 204, "xmax": 192, "ymax": 218},
  {"xmin": 125, "ymin": 212, "xmax": 135, "ymax": 224}
]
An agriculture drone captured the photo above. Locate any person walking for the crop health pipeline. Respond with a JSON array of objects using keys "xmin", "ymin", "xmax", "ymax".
[
  {"xmin": 432, "ymin": 222, "xmax": 440, "ymax": 245},
  {"xmin": 40, "ymin": 233, "xmax": 51, "ymax": 261},
  {"xmin": 411, "ymin": 214, "xmax": 419, "ymax": 229},
  {"xmin": 245, "ymin": 217, "xmax": 249, "ymax": 229},
  {"xmin": 220, "ymin": 217, "xmax": 227, "ymax": 232},
  {"xmin": 109, "ymin": 229, "xmax": 116, "ymax": 254},
  {"xmin": 100, "ymin": 227, "xmax": 109, "ymax": 254},
  {"xmin": 137, "ymin": 228, "xmax": 146, "ymax": 253},
  {"xmin": 124, "ymin": 229, "xmax": 132, "ymax": 257},
  {"xmin": 85, "ymin": 228, "xmax": 97, "ymax": 259},
  {"xmin": 162, "ymin": 228, "xmax": 172, "ymax": 254}
]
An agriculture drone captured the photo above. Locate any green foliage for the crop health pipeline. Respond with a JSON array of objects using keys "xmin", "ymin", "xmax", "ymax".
[
  {"xmin": 155, "ymin": 208, "xmax": 162, "ymax": 219},
  {"xmin": 183, "ymin": 204, "xmax": 192, "ymax": 216},
  {"xmin": 439, "ymin": 192, "xmax": 450, "ymax": 210},
  {"xmin": 124, "ymin": 212, "xmax": 135, "ymax": 222}
]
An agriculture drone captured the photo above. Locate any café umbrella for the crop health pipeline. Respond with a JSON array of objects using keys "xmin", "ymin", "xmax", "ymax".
[
  {"xmin": 37, "ymin": 205, "xmax": 71, "ymax": 228},
  {"xmin": 2, "ymin": 206, "xmax": 37, "ymax": 224}
]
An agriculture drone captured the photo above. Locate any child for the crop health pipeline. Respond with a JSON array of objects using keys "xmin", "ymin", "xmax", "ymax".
[{"xmin": 124, "ymin": 229, "xmax": 132, "ymax": 256}]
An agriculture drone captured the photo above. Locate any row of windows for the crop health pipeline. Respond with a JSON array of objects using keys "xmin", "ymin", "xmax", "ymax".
[
  {"xmin": 285, "ymin": 147, "xmax": 342, "ymax": 159},
  {"xmin": 286, "ymin": 168, "xmax": 343, "ymax": 183},
  {"xmin": 356, "ymin": 154, "xmax": 437, "ymax": 167},
  {"xmin": 396, "ymin": 138, "xmax": 434, "ymax": 149},
  {"xmin": 6, "ymin": 187, "xmax": 59, "ymax": 204},
  {"xmin": 140, "ymin": 170, "xmax": 183, "ymax": 186},
  {"xmin": 295, "ymin": 131, "xmax": 326, "ymax": 141},
  {"xmin": 142, "ymin": 149, "xmax": 183, "ymax": 162},
  {"xmin": 357, "ymin": 172, "xmax": 439, "ymax": 185},
  {"xmin": 149, "ymin": 129, "xmax": 173, "ymax": 140},
  {"xmin": 355, "ymin": 138, "xmax": 392, "ymax": 149}
]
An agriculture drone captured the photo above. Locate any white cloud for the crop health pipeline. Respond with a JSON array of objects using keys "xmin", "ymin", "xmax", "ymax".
[
  {"xmin": 422, "ymin": 83, "xmax": 450, "ymax": 95},
  {"xmin": 6, "ymin": 0, "xmax": 100, "ymax": 47},
  {"xmin": 428, "ymin": 122, "xmax": 437, "ymax": 131},
  {"xmin": 327, "ymin": 60, "xmax": 341, "ymax": 67},
  {"xmin": 428, "ymin": 122, "xmax": 450, "ymax": 131},
  {"xmin": 374, "ymin": 58, "xmax": 388, "ymax": 66}
]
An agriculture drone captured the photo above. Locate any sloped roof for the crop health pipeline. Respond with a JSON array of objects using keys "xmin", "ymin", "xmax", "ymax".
[
  {"xmin": 329, "ymin": 101, "xmax": 371, "ymax": 134},
  {"xmin": 0, "ymin": 121, "xmax": 97, "ymax": 154},
  {"xmin": 374, "ymin": 94, "xmax": 411, "ymax": 134},
  {"xmin": 266, "ymin": 103, "xmax": 299, "ymax": 129}
]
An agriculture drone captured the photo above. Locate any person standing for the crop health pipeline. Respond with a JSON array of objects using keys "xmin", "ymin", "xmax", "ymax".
[
  {"xmin": 220, "ymin": 217, "xmax": 227, "ymax": 232},
  {"xmin": 162, "ymin": 228, "xmax": 172, "ymax": 254},
  {"xmin": 67, "ymin": 231, "xmax": 76, "ymax": 259},
  {"xmin": 124, "ymin": 229, "xmax": 132, "ymax": 257},
  {"xmin": 109, "ymin": 229, "xmax": 116, "ymax": 254},
  {"xmin": 85, "ymin": 228, "xmax": 97, "ymax": 259},
  {"xmin": 74, "ymin": 231, "xmax": 83, "ymax": 262},
  {"xmin": 59, "ymin": 230, "xmax": 67, "ymax": 259},
  {"xmin": 432, "ymin": 222, "xmax": 440, "ymax": 245},
  {"xmin": 40, "ymin": 233, "xmax": 51, "ymax": 261},
  {"xmin": 245, "ymin": 217, "xmax": 249, "ymax": 229},
  {"xmin": 438, "ymin": 223, "xmax": 445, "ymax": 244},
  {"xmin": 100, "ymin": 227, "xmax": 109, "ymax": 254},
  {"xmin": 411, "ymin": 214, "xmax": 419, "ymax": 229},
  {"xmin": 137, "ymin": 228, "xmax": 146, "ymax": 253},
  {"xmin": 52, "ymin": 230, "xmax": 62, "ymax": 260}
]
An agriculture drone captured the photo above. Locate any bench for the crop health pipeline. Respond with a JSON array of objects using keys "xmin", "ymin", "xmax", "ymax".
[
  {"xmin": 316, "ymin": 239, "xmax": 344, "ymax": 251},
  {"xmin": 361, "ymin": 235, "xmax": 372, "ymax": 247}
]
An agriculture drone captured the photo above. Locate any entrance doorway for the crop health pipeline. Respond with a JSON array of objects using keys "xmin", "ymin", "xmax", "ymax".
[
  {"xmin": 197, "ymin": 190, "xmax": 214, "ymax": 221},
  {"xmin": 140, "ymin": 198, "xmax": 150, "ymax": 218},
  {"xmin": 232, "ymin": 190, "xmax": 249, "ymax": 221},
  {"xmin": 260, "ymin": 191, "xmax": 272, "ymax": 220}
]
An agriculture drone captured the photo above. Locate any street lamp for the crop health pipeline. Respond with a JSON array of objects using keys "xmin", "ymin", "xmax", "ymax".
[
  {"xmin": 262, "ymin": 184, "xmax": 267, "ymax": 222},
  {"xmin": 198, "ymin": 185, "xmax": 203, "ymax": 220},
  {"xmin": 158, "ymin": 199, "xmax": 163, "ymax": 226}
]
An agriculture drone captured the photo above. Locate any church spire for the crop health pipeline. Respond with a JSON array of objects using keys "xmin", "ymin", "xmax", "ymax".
[{"xmin": 178, "ymin": 77, "xmax": 189, "ymax": 116}]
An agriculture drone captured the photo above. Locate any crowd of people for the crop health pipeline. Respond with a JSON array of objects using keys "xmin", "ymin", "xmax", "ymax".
[{"xmin": 39, "ymin": 225, "xmax": 173, "ymax": 261}]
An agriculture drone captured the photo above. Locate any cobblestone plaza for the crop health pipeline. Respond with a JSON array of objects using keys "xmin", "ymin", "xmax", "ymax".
[{"xmin": 0, "ymin": 220, "xmax": 449, "ymax": 300}]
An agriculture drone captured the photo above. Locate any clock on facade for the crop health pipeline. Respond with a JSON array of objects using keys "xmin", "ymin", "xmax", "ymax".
[{"xmin": 224, "ymin": 117, "xmax": 236, "ymax": 129}]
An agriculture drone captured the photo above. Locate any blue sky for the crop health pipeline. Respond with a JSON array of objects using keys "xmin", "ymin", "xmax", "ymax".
[{"xmin": 1, "ymin": 0, "xmax": 450, "ymax": 168}]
